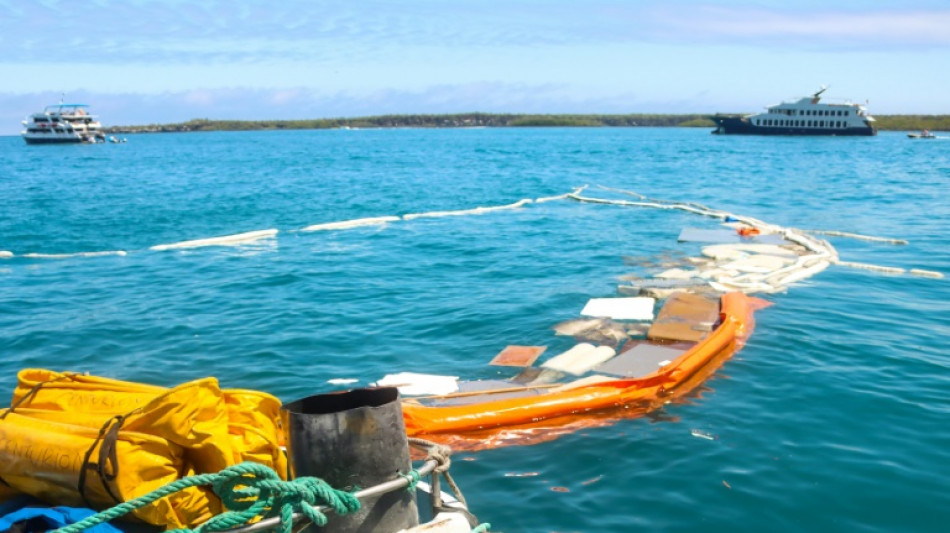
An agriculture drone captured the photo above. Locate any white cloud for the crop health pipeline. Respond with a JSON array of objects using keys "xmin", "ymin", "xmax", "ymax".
[{"xmin": 649, "ymin": 6, "xmax": 950, "ymax": 48}]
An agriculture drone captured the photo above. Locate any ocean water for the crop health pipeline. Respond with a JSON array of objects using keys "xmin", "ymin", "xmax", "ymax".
[{"xmin": 1, "ymin": 128, "xmax": 948, "ymax": 532}]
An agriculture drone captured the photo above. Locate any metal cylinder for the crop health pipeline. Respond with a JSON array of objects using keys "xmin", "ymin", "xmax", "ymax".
[{"xmin": 281, "ymin": 387, "xmax": 419, "ymax": 532}]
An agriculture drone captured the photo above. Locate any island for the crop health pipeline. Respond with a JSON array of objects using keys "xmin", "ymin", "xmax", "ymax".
[{"xmin": 102, "ymin": 113, "xmax": 949, "ymax": 134}]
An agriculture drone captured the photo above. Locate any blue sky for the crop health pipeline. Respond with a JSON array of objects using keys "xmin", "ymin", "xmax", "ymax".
[{"xmin": 2, "ymin": 0, "xmax": 949, "ymax": 134}]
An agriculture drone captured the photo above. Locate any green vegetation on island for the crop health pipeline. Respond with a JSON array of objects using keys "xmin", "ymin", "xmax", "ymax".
[{"xmin": 104, "ymin": 113, "xmax": 950, "ymax": 133}]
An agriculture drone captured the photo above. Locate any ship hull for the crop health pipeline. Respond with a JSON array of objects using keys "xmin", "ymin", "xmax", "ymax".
[
  {"xmin": 23, "ymin": 135, "xmax": 86, "ymax": 145},
  {"xmin": 711, "ymin": 116, "xmax": 876, "ymax": 136}
]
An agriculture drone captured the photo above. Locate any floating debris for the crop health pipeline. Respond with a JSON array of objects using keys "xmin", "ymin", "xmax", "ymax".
[
  {"xmin": 553, "ymin": 318, "xmax": 631, "ymax": 346},
  {"xmin": 581, "ymin": 475, "xmax": 604, "ymax": 486},
  {"xmin": 648, "ymin": 292, "xmax": 720, "ymax": 343},
  {"xmin": 375, "ymin": 372, "xmax": 458, "ymax": 396},
  {"xmin": 678, "ymin": 228, "xmax": 789, "ymax": 246},
  {"xmin": 541, "ymin": 344, "xmax": 616, "ymax": 376},
  {"xmin": 690, "ymin": 429, "xmax": 716, "ymax": 440},
  {"xmin": 553, "ymin": 318, "xmax": 607, "ymax": 336},
  {"xmin": 655, "ymin": 268, "xmax": 698, "ymax": 280},
  {"xmin": 327, "ymin": 378, "xmax": 359, "ymax": 385},
  {"xmin": 490, "ymin": 345, "xmax": 547, "ymax": 367},
  {"xmin": 595, "ymin": 343, "xmax": 686, "ymax": 378},
  {"xmin": 580, "ymin": 297, "xmax": 655, "ymax": 321}
]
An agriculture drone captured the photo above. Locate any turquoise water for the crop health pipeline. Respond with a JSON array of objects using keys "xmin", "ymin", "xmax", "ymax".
[{"xmin": 1, "ymin": 128, "xmax": 948, "ymax": 531}]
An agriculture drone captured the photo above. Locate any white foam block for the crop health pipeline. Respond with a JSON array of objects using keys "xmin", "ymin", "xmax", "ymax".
[
  {"xmin": 580, "ymin": 297, "xmax": 655, "ymax": 321},
  {"xmin": 375, "ymin": 372, "xmax": 459, "ymax": 396},
  {"xmin": 542, "ymin": 343, "xmax": 616, "ymax": 375},
  {"xmin": 541, "ymin": 343, "xmax": 596, "ymax": 373}
]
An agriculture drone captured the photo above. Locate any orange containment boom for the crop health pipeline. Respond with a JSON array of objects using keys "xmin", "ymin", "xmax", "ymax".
[{"xmin": 402, "ymin": 292, "xmax": 756, "ymax": 436}]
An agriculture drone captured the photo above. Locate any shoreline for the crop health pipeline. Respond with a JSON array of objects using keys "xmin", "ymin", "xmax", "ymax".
[{"xmin": 99, "ymin": 113, "xmax": 950, "ymax": 134}]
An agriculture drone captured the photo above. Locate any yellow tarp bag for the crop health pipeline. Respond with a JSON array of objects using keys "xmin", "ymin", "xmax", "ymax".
[
  {"xmin": 0, "ymin": 484, "xmax": 20, "ymax": 505},
  {"xmin": 0, "ymin": 410, "xmax": 219, "ymax": 528},
  {"xmin": 223, "ymin": 389, "xmax": 288, "ymax": 478},
  {"xmin": 14, "ymin": 369, "xmax": 165, "ymax": 412},
  {"xmin": 13, "ymin": 372, "xmax": 235, "ymax": 476},
  {"xmin": 11, "ymin": 369, "xmax": 285, "ymax": 478}
]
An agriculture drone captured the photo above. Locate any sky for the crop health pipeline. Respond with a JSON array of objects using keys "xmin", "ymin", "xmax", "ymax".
[{"xmin": 2, "ymin": 0, "xmax": 949, "ymax": 134}]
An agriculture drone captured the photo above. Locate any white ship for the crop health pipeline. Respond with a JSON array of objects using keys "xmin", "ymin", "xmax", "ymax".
[
  {"xmin": 21, "ymin": 102, "xmax": 107, "ymax": 144},
  {"xmin": 712, "ymin": 87, "xmax": 876, "ymax": 136}
]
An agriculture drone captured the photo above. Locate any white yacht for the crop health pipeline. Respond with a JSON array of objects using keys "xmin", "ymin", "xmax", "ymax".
[
  {"xmin": 21, "ymin": 102, "xmax": 107, "ymax": 144},
  {"xmin": 712, "ymin": 88, "xmax": 876, "ymax": 136}
]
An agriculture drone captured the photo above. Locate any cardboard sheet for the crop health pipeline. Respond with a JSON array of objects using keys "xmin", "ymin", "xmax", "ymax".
[
  {"xmin": 647, "ymin": 291, "xmax": 720, "ymax": 342},
  {"xmin": 490, "ymin": 345, "xmax": 547, "ymax": 366}
]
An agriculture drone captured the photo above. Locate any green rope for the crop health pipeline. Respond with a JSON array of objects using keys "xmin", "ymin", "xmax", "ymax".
[
  {"xmin": 50, "ymin": 462, "xmax": 361, "ymax": 533},
  {"xmin": 399, "ymin": 469, "xmax": 421, "ymax": 493},
  {"xmin": 470, "ymin": 523, "xmax": 491, "ymax": 532}
]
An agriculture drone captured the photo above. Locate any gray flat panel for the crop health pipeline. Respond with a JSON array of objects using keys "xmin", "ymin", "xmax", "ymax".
[
  {"xmin": 457, "ymin": 379, "xmax": 514, "ymax": 393},
  {"xmin": 594, "ymin": 343, "xmax": 687, "ymax": 378},
  {"xmin": 430, "ymin": 380, "xmax": 548, "ymax": 406},
  {"xmin": 678, "ymin": 228, "xmax": 789, "ymax": 245}
]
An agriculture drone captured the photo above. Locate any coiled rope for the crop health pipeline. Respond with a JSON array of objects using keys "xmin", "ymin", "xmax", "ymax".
[
  {"xmin": 49, "ymin": 441, "xmax": 487, "ymax": 533},
  {"xmin": 50, "ymin": 462, "xmax": 361, "ymax": 533}
]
